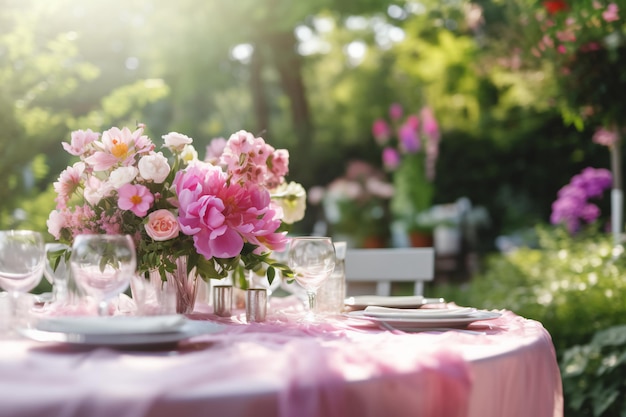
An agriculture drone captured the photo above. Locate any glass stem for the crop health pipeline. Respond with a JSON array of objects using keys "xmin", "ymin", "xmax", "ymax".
[
  {"xmin": 98, "ymin": 300, "xmax": 109, "ymax": 316},
  {"xmin": 307, "ymin": 291, "xmax": 316, "ymax": 313}
]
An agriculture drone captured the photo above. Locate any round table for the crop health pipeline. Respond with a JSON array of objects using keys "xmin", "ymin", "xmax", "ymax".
[{"xmin": 0, "ymin": 297, "xmax": 563, "ymax": 417}]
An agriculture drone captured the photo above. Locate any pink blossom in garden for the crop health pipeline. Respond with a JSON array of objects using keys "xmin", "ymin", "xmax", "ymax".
[
  {"xmin": 145, "ymin": 209, "xmax": 179, "ymax": 241},
  {"xmin": 372, "ymin": 119, "xmax": 391, "ymax": 145},
  {"xmin": 592, "ymin": 127, "xmax": 619, "ymax": 147},
  {"xmin": 602, "ymin": 3, "xmax": 619, "ymax": 22},
  {"xmin": 62, "ymin": 129, "xmax": 99, "ymax": 156},
  {"xmin": 398, "ymin": 122, "xmax": 420, "ymax": 153},
  {"xmin": 117, "ymin": 183, "xmax": 154, "ymax": 217},
  {"xmin": 205, "ymin": 137, "xmax": 227, "ymax": 165},
  {"xmin": 420, "ymin": 107, "xmax": 441, "ymax": 142},
  {"xmin": 307, "ymin": 186, "xmax": 325, "ymax": 205},
  {"xmin": 53, "ymin": 162, "xmax": 85, "ymax": 209},
  {"xmin": 406, "ymin": 115, "xmax": 419, "ymax": 130},
  {"xmin": 389, "ymin": 103, "xmax": 403, "ymax": 121},
  {"xmin": 382, "ymin": 147, "xmax": 401, "ymax": 170},
  {"xmin": 173, "ymin": 162, "xmax": 286, "ymax": 259}
]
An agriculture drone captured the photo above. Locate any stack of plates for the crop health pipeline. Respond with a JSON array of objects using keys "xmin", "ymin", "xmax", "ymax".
[
  {"xmin": 20, "ymin": 315, "xmax": 224, "ymax": 347},
  {"xmin": 347, "ymin": 305, "xmax": 501, "ymax": 329}
]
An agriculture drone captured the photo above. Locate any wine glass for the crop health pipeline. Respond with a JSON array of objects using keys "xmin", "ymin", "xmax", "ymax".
[
  {"xmin": 288, "ymin": 236, "xmax": 336, "ymax": 322},
  {"xmin": 0, "ymin": 230, "xmax": 45, "ymax": 329},
  {"xmin": 70, "ymin": 234, "xmax": 136, "ymax": 316},
  {"xmin": 43, "ymin": 243, "xmax": 71, "ymax": 305}
]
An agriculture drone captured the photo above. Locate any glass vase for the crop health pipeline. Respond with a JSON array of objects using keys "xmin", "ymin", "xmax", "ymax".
[{"xmin": 148, "ymin": 256, "xmax": 199, "ymax": 314}]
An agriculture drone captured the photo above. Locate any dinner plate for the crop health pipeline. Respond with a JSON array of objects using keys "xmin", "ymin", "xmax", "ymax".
[
  {"xmin": 346, "ymin": 309, "xmax": 501, "ymax": 329},
  {"xmin": 35, "ymin": 315, "xmax": 187, "ymax": 335},
  {"xmin": 363, "ymin": 306, "xmax": 477, "ymax": 319},
  {"xmin": 344, "ymin": 295, "xmax": 445, "ymax": 310},
  {"xmin": 19, "ymin": 319, "xmax": 225, "ymax": 347}
]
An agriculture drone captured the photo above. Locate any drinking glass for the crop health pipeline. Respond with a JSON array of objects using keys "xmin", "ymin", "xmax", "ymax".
[
  {"xmin": 43, "ymin": 243, "xmax": 71, "ymax": 305},
  {"xmin": 70, "ymin": 234, "xmax": 136, "ymax": 316},
  {"xmin": 0, "ymin": 230, "xmax": 45, "ymax": 328},
  {"xmin": 288, "ymin": 236, "xmax": 336, "ymax": 322}
]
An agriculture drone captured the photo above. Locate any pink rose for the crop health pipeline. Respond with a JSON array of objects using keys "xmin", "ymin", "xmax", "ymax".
[{"xmin": 144, "ymin": 209, "xmax": 180, "ymax": 241}]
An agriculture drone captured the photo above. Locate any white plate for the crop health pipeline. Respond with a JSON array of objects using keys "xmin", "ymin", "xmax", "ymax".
[
  {"xmin": 363, "ymin": 306, "xmax": 477, "ymax": 319},
  {"xmin": 19, "ymin": 320, "xmax": 225, "ymax": 347},
  {"xmin": 344, "ymin": 295, "xmax": 445, "ymax": 310},
  {"xmin": 346, "ymin": 309, "xmax": 501, "ymax": 329},
  {"xmin": 35, "ymin": 315, "xmax": 187, "ymax": 335}
]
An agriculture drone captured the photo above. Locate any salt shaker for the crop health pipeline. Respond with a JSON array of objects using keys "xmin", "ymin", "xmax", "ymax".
[{"xmin": 315, "ymin": 241, "xmax": 346, "ymax": 314}]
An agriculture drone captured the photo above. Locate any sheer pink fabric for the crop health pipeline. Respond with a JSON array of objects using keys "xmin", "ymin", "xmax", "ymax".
[{"xmin": 0, "ymin": 297, "xmax": 562, "ymax": 417}]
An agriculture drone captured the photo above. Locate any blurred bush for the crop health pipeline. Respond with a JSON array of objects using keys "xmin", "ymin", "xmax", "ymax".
[{"xmin": 433, "ymin": 224, "xmax": 626, "ymax": 416}]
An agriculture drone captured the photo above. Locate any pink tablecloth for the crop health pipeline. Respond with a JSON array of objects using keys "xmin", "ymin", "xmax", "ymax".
[{"xmin": 0, "ymin": 297, "xmax": 562, "ymax": 417}]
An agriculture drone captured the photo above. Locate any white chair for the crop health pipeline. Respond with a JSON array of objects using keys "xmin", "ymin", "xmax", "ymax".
[{"xmin": 344, "ymin": 247, "xmax": 435, "ymax": 296}]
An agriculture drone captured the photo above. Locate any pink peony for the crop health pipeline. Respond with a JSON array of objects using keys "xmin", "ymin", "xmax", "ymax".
[
  {"xmin": 145, "ymin": 209, "xmax": 179, "ymax": 241},
  {"xmin": 174, "ymin": 163, "xmax": 287, "ymax": 259},
  {"xmin": 117, "ymin": 184, "xmax": 154, "ymax": 217}
]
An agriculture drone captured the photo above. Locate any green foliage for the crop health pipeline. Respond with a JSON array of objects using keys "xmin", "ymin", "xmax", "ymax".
[
  {"xmin": 457, "ymin": 225, "xmax": 626, "ymax": 354},
  {"xmin": 561, "ymin": 325, "xmax": 626, "ymax": 417},
  {"xmin": 432, "ymin": 225, "xmax": 626, "ymax": 416}
]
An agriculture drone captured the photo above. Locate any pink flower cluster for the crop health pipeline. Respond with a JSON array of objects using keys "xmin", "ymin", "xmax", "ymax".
[
  {"xmin": 48, "ymin": 125, "xmax": 291, "ymax": 274},
  {"xmin": 372, "ymin": 104, "xmax": 441, "ymax": 180}
]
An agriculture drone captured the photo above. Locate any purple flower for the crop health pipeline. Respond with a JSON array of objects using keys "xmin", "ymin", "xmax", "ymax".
[
  {"xmin": 398, "ymin": 122, "xmax": 420, "ymax": 153},
  {"xmin": 550, "ymin": 167, "xmax": 612, "ymax": 233}
]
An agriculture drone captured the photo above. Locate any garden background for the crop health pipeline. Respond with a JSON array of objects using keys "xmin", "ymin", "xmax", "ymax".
[{"xmin": 1, "ymin": 1, "xmax": 625, "ymax": 415}]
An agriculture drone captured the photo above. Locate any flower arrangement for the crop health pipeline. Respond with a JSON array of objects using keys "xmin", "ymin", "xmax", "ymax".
[
  {"xmin": 309, "ymin": 160, "xmax": 394, "ymax": 247},
  {"xmin": 550, "ymin": 166, "xmax": 612, "ymax": 233},
  {"xmin": 47, "ymin": 125, "xmax": 305, "ymax": 285},
  {"xmin": 372, "ymin": 103, "xmax": 441, "ymax": 233},
  {"xmin": 525, "ymin": 0, "xmax": 625, "ymax": 127}
]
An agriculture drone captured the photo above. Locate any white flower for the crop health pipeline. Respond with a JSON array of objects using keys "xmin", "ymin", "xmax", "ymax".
[
  {"xmin": 272, "ymin": 181, "xmax": 307, "ymax": 224},
  {"xmin": 138, "ymin": 152, "xmax": 170, "ymax": 183},
  {"xmin": 109, "ymin": 166, "xmax": 138, "ymax": 189},
  {"xmin": 84, "ymin": 176, "xmax": 113, "ymax": 205},
  {"xmin": 162, "ymin": 132, "xmax": 193, "ymax": 152},
  {"xmin": 180, "ymin": 144, "xmax": 198, "ymax": 164}
]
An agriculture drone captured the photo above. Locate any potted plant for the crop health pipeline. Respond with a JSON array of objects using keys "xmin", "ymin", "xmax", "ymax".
[
  {"xmin": 310, "ymin": 160, "xmax": 394, "ymax": 248},
  {"xmin": 372, "ymin": 104, "xmax": 442, "ymax": 246}
]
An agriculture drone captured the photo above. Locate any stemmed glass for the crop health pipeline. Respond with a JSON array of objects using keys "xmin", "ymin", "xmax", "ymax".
[
  {"xmin": 70, "ymin": 234, "xmax": 136, "ymax": 316},
  {"xmin": 0, "ymin": 230, "xmax": 45, "ymax": 328},
  {"xmin": 43, "ymin": 243, "xmax": 71, "ymax": 305},
  {"xmin": 288, "ymin": 236, "xmax": 336, "ymax": 322}
]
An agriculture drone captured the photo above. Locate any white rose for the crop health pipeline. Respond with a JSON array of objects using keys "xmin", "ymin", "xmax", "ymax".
[
  {"xmin": 162, "ymin": 132, "xmax": 193, "ymax": 152},
  {"xmin": 138, "ymin": 152, "xmax": 170, "ymax": 183},
  {"xmin": 272, "ymin": 181, "xmax": 307, "ymax": 224},
  {"xmin": 109, "ymin": 166, "xmax": 138, "ymax": 189}
]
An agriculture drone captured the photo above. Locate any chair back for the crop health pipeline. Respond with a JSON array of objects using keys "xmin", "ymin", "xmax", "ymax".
[{"xmin": 344, "ymin": 247, "xmax": 435, "ymax": 296}]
